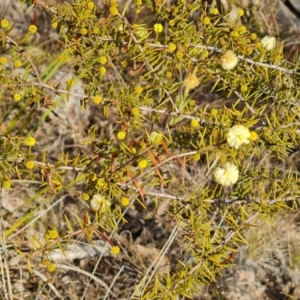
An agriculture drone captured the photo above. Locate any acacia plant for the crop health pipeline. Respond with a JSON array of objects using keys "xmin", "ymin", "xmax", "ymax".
[{"xmin": 0, "ymin": 0, "xmax": 300, "ymax": 298}]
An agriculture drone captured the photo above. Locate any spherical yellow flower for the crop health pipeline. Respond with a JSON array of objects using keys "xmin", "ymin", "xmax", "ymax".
[
  {"xmin": 99, "ymin": 56, "xmax": 107, "ymax": 64},
  {"xmin": 183, "ymin": 74, "xmax": 200, "ymax": 90},
  {"xmin": 110, "ymin": 6, "xmax": 119, "ymax": 16},
  {"xmin": 203, "ymin": 17, "xmax": 210, "ymax": 25},
  {"xmin": 135, "ymin": 85, "xmax": 143, "ymax": 94},
  {"xmin": 14, "ymin": 60, "xmax": 22, "ymax": 68},
  {"xmin": 100, "ymin": 67, "xmax": 106, "ymax": 76},
  {"xmin": 261, "ymin": 36, "xmax": 276, "ymax": 51},
  {"xmin": 28, "ymin": 25, "xmax": 37, "ymax": 33},
  {"xmin": 2, "ymin": 180, "xmax": 11, "ymax": 189},
  {"xmin": 168, "ymin": 43, "xmax": 176, "ymax": 52},
  {"xmin": 240, "ymin": 84, "xmax": 248, "ymax": 92},
  {"xmin": 25, "ymin": 137, "xmax": 36, "ymax": 146},
  {"xmin": 93, "ymin": 95, "xmax": 102, "ymax": 104},
  {"xmin": 221, "ymin": 50, "xmax": 239, "ymax": 71},
  {"xmin": 117, "ymin": 131, "xmax": 126, "ymax": 140},
  {"xmin": 87, "ymin": 1, "xmax": 95, "ymax": 9},
  {"xmin": 121, "ymin": 197, "xmax": 130, "ymax": 206},
  {"xmin": 246, "ymin": 47, "xmax": 253, "ymax": 55},
  {"xmin": 0, "ymin": 56, "xmax": 7, "ymax": 65},
  {"xmin": 1, "ymin": 19, "xmax": 9, "ymax": 28},
  {"xmin": 231, "ymin": 31, "xmax": 239, "ymax": 38},
  {"xmin": 80, "ymin": 28, "xmax": 88, "ymax": 35},
  {"xmin": 190, "ymin": 119, "xmax": 199, "ymax": 128},
  {"xmin": 47, "ymin": 262, "xmax": 56, "ymax": 272},
  {"xmin": 176, "ymin": 51, "xmax": 184, "ymax": 60},
  {"xmin": 131, "ymin": 107, "xmax": 139, "ymax": 116},
  {"xmin": 90, "ymin": 194, "xmax": 111, "ymax": 212},
  {"xmin": 82, "ymin": 193, "xmax": 90, "ymax": 201},
  {"xmin": 193, "ymin": 153, "xmax": 200, "ymax": 161},
  {"xmin": 211, "ymin": 8, "xmax": 219, "ymax": 15},
  {"xmin": 96, "ymin": 178, "xmax": 107, "ymax": 189},
  {"xmin": 226, "ymin": 125, "xmax": 250, "ymax": 149},
  {"xmin": 153, "ymin": 23, "xmax": 163, "ymax": 33},
  {"xmin": 250, "ymin": 131, "xmax": 258, "ymax": 141},
  {"xmin": 13, "ymin": 93, "xmax": 22, "ymax": 101},
  {"xmin": 238, "ymin": 9, "xmax": 244, "ymax": 17},
  {"xmin": 214, "ymin": 162, "xmax": 239, "ymax": 186},
  {"xmin": 25, "ymin": 160, "xmax": 35, "ymax": 169},
  {"xmin": 166, "ymin": 71, "xmax": 172, "ymax": 78},
  {"xmin": 93, "ymin": 27, "xmax": 100, "ymax": 34},
  {"xmin": 52, "ymin": 21, "xmax": 58, "ymax": 29},
  {"xmin": 111, "ymin": 245, "xmax": 120, "ymax": 255},
  {"xmin": 138, "ymin": 159, "xmax": 148, "ymax": 169},
  {"xmin": 45, "ymin": 229, "xmax": 59, "ymax": 240},
  {"xmin": 250, "ymin": 33, "xmax": 257, "ymax": 40},
  {"xmin": 211, "ymin": 108, "xmax": 218, "ymax": 116},
  {"xmin": 239, "ymin": 26, "xmax": 247, "ymax": 34}
]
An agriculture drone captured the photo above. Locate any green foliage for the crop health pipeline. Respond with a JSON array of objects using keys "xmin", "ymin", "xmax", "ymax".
[{"xmin": 0, "ymin": 0, "xmax": 300, "ymax": 298}]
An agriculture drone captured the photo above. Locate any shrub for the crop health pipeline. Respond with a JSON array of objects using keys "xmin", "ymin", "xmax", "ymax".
[{"xmin": 0, "ymin": 0, "xmax": 299, "ymax": 298}]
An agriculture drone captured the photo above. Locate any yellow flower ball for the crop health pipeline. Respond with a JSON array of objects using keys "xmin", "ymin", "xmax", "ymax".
[
  {"xmin": 121, "ymin": 197, "xmax": 130, "ymax": 206},
  {"xmin": 240, "ymin": 84, "xmax": 248, "ymax": 92},
  {"xmin": 28, "ymin": 25, "xmax": 37, "ymax": 34},
  {"xmin": 110, "ymin": 6, "xmax": 119, "ymax": 16},
  {"xmin": 239, "ymin": 26, "xmax": 247, "ymax": 34},
  {"xmin": 3, "ymin": 180, "xmax": 11, "ymax": 189},
  {"xmin": 93, "ymin": 27, "xmax": 100, "ymax": 34},
  {"xmin": 231, "ymin": 31, "xmax": 239, "ymax": 38},
  {"xmin": 131, "ymin": 107, "xmax": 139, "ymax": 116},
  {"xmin": 45, "ymin": 229, "xmax": 59, "ymax": 240},
  {"xmin": 117, "ymin": 131, "xmax": 126, "ymax": 140},
  {"xmin": 221, "ymin": 50, "xmax": 239, "ymax": 71},
  {"xmin": 111, "ymin": 245, "xmax": 120, "ymax": 255},
  {"xmin": 135, "ymin": 85, "xmax": 143, "ymax": 94},
  {"xmin": 14, "ymin": 60, "xmax": 22, "ymax": 68},
  {"xmin": 166, "ymin": 71, "xmax": 172, "ymax": 78},
  {"xmin": 82, "ymin": 193, "xmax": 90, "ymax": 201},
  {"xmin": 211, "ymin": 8, "xmax": 219, "ymax": 15},
  {"xmin": 168, "ymin": 43, "xmax": 176, "ymax": 52},
  {"xmin": 246, "ymin": 47, "xmax": 253, "ymax": 55},
  {"xmin": 250, "ymin": 33, "xmax": 257, "ymax": 40},
  {"xmin": 87, "ymin": 1, "xmax": 95, "ymax": 9},
  {"xmin": 203, "ymin": 17, "xmax": 210, "ymax": 25},
  {"xmin": 214, "ymin": 162, "xmax": 239, "ymax": 186},
  {"xmin": 226, "ymin": 125, "xmax": 250, "ymax": 149},
  {"xmin": 25, "ymin": 160, "xmax": 35, "ymax": 169},
  {"xmin": 153, "ymin": 23, "xmax": 163, "ymax": 33},
  {"xmin": 0, "ymin": 56, "xmax": 7, "ymax": 65},
  {"xmin": 99, "ymin": 56, "xmax": 107, "ymax": 64},
  {"xmin": 190, "ymin": 119, "xmax": 199, "ymax": 128},
  {"xmin": 52, "ymin": 21, "xmax": 58, "ymax": 29},
  {"xmin": 193, "ymin": 153, "xmax": 200, "ymax": 161},
  {"xmin": 25, "ymin": 137, "xmax": 36, "ymax": 146},
  {"xmin": 80, "ymin": 28, "xmax": 88, "ymax": 35},
  {"xmin": 1, "ymin": 19, "xmax": 9, "ymax": 28},
  {"xmin": 210, "ymin": 108, "xmax": 218, "ymax": 116},
  {"xmin": 13, "ymin": 93, "xmax": 22, "ymax": 102},
  {"xmin": 138, "ymin": 159, "xmax": 148, "ymax": 169},
  {"xmin": 250, "ymin": 131, "xmax": 258, "ymax": 141},
  {"xmin": 176, "ymin": 51, "xmax": 184, "ymax": 60},
  {"xmin": 93, "ymin": 95, "xmax": 102, "ymax": 104},
  {"xmin": 238, "ymin": 9, "xmax": 244, "ymax": 16},
  {"xmin": 100, "ymin": 66, "xmax": 106, "ymax": 76}
]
